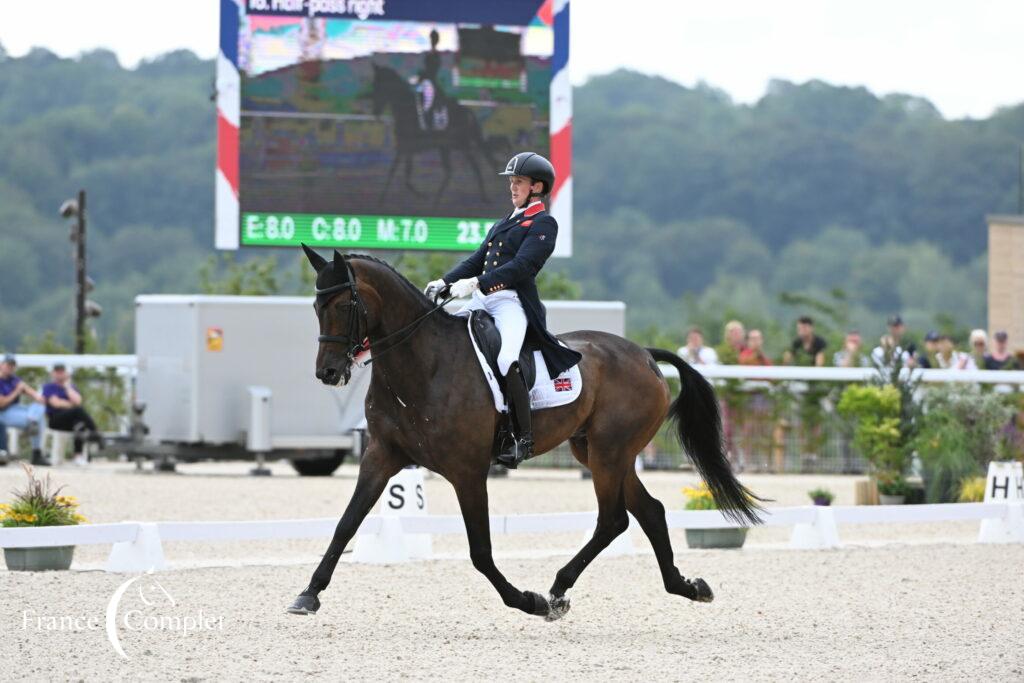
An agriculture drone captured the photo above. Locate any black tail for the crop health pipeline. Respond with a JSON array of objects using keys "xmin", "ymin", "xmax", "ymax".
[{"xmin": 647, "ymin": 348, "xmax": 765, "ymax": 526}]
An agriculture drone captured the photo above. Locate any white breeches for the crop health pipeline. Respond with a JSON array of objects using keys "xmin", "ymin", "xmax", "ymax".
[{"xmin": 462, "ymin": 289, "xmax": 528, "ymax": 375}]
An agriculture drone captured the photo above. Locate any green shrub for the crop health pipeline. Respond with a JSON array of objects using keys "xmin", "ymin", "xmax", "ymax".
[{"xmin": 837, "ymin": 384, "xmax": 906, "ymax": 476}]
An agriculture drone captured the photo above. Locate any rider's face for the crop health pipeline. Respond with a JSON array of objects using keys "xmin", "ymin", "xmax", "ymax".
[{"xmin": 509, "ymin": 176, "xmax": 541, "ymax": 207}]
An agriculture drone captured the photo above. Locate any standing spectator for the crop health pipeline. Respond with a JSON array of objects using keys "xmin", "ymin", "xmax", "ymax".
[
  {"xmin": 935, "ymin": 335, "xmax": 976, "ymax": 370},
  {"xmin": 42, "ymin": 364, "xmax": 104, "ymax": 465},
  {"xmin": 915, "ymin": 331, "xmax": 940, "ymax": 368},
  {"xmin": 832, "ymin": 331, "xmax": 870, "ymax": 367},
  {"xmin": 872, "ymin": 334, "xmax": 914, "ymax": 369},
  {"xmin": 984, "ymin": 331, "xmax": 1016, "ymax": 370},
  {"xmin": 968, "ymin": 329, "xmax": 988, "ymax": 369},
  {"xmin": 0, "ymin": 353, "xmax": 49, "ymax": 466},
  {"xmin": 738, "ymin": 329, "xmax": 772, "ymax": 366},
  {"xmin": 887, "ymin": 314, "xmax": 919, "ymax": 367},
  {"xmin": 783, "ymin": 316, "xmax": 826, "ymax": 366},
  {"xmin": 678, "ymin": 327, "xmax": 719, "ymax": 365},
  {"xmin": 714, "ymin": 320, "xmax": 746, "ymax": 365}
]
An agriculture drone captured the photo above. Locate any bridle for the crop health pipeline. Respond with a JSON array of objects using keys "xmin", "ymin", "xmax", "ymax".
[{"xmin": 314, "ymin": 258, "xmax": 452, "ymax": 393}]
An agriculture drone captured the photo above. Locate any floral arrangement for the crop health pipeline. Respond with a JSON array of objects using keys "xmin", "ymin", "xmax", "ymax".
[
  {"xmin": 0, "ymin": 465, "xmax": 86, "ymax": 528},
  {"xmin": 808, "ymin": 487, "xmax": 834, "ymax": 505},
  {"xmin": 682, "ymin": 482, "xmax": 717, "ymax": 511},
  {"xmin": 957, "ymin": 476, "xmax": 986, "ymax": 503}
]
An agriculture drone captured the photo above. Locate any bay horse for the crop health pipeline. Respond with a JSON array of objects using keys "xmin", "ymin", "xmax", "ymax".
[
  {"xmin": 288, "ymin": 248, "xmax": 763, "ymax": 619},
  {"xmin": 370, "ymin": 64, "xmax": 496, "ymax": 203}
]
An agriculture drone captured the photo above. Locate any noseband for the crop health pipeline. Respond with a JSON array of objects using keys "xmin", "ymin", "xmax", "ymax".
[{"xmin": 315, "ymin": 259, "xmax": 369, "ymax": 369}]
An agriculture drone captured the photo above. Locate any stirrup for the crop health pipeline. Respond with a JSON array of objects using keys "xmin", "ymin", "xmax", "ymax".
[{"xmin": 497, "ymin": 437, "xmax": 533, "ymax": 469}]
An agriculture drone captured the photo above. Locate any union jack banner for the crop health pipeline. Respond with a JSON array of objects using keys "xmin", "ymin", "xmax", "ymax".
[{"xmin": 554, "ymin": 377, "xmax": 572, "ymax": 392}]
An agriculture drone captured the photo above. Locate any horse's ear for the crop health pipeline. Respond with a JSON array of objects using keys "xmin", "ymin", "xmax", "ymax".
[
  {"xmin": 301, "ymin": 243, "xmax": 327, "ymax": 272},
  {"xmin": 333, "ymin": 250, "xmax": 349, "ymax": 278}
]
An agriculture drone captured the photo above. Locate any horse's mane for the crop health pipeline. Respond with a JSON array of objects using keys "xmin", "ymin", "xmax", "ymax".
[{"xmin": 346, "ymin": 254, "xmax": 455, "ymax": 319}]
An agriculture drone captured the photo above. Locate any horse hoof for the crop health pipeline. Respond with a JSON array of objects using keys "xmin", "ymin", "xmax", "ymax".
[
  {"xmin": 523, "ymin": 590, "xmax": 550, "ymax": 617},
  {"xmin": 545, "ymin": 593, "xmax": 571, "ymax": 622},
  {"xmin": 692, "ymin": 578, "xmax": 714, "ymax": 603},
  {"xmin": 286, "ymin": 593, "xmax": 320, "ymax": 615}
]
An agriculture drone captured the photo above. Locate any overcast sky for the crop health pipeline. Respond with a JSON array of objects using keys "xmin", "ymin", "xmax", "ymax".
[{"xmin": 1, "ymin": 0, "xmax": 1020, "ymax": 119}]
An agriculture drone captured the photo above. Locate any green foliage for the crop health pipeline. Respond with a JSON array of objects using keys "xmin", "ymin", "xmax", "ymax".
[
  {"xmin": 912, "ymin": 385, "xmax": 1015, "ymax": 502},
  {"xmin": 808, "ymin": 487, "xmax": 834, "ymax": 504},
  {"xmin": 837, "ymin": 384, "xmax": 905, "ymax": 474},
  {"xmin": 876, "ymin": 473, "xmax": 913, "ymax": 498},
  {"xmin": 199, "ymin": 253, "xmax": 280, "ymax": 295}
]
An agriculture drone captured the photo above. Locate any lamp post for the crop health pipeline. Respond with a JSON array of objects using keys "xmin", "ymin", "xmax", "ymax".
[{"xmin": 59, "ymin": 190, "xmax": 99, "ymax": 353}]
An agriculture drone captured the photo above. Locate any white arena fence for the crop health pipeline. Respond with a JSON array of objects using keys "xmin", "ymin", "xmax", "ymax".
[
  {"xmin": 1, "ymin": 502, "xmax": 1021, "ymax": 573},
  {"xmin": 9, "ymin": 355, "xmax": 1024, "ymax": 475}
]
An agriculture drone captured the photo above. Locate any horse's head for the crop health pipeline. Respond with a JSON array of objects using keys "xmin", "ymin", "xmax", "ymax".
[
  {"xmin": 302, "ymin": 245, "xmax": 377, "ymax": 387},
  {"xmin": 369, "ymin": 63, "xmax": 402, "ymax": 118}
]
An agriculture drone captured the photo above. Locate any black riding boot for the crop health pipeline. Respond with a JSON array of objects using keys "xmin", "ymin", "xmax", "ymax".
[{"xmin": 497, "ymin": 363, "xmax": 533, "ymax": 469}]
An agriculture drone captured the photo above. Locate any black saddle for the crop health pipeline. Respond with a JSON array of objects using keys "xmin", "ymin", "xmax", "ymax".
[{"xmin": 469, "ymin": 310, "xmax": 537, "ymax": 390}]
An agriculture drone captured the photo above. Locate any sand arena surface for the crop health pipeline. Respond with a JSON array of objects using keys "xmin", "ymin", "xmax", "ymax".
[{"xmin": 1, "ymin": 462, "xmax": 1022, "ymax": 680}]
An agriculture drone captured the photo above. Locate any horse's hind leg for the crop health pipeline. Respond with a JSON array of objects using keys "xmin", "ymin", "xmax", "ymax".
[
  {"xmin": 287, "ymin": 442, "xmax": 409, "ymax": 614},
  {"xmin": 545, "ymin": 454, "xmax": 630, "ymax": 620},
  {"xmin": 452, "ymin": 472, "xmax": 551, "ymax": 618},
  {"xmin": 623, "ymin": 469, "xmax": 714, "ymax": 602}
]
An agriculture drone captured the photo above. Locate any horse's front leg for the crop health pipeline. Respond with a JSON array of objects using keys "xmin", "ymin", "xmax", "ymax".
[
  {"xmin": 452, "ymin": 472, "xmax": 550, "ymax": 618},
  {"xmin": 287, "ymin": 441, "xmax": 408, "ymax": 614}
]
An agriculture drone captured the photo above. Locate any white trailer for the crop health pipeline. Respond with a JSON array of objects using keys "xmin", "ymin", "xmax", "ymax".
[{"xmin": 133, "ymin": 295, "xmax": 625, "ymax": 475}]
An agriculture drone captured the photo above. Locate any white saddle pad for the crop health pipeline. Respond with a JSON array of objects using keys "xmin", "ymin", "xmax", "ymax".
[{"xmin": 458, "ymin": 312, "xmax": 583, "ymax": 413}]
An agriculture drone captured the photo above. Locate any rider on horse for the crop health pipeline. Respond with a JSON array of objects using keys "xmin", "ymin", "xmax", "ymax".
[{"xmin": 425, "ymin": 152, "xmax": 582, "ymax": 468}]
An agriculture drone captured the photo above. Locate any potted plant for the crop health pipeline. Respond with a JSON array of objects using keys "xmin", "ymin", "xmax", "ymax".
[
  {"xmin": 808, "ymin": 487, "xmax": 834, "ymax": 506},
  {"xmin": 876, "ymin": 473, "xmax": 911, "ymax": 505},
  {"xmin": 682, "ymin": 483, "xmax": 747, "ymax": 549},
  {"xmin": 1, "ymin": 465, "xmax": 86, "ymax": 571}
]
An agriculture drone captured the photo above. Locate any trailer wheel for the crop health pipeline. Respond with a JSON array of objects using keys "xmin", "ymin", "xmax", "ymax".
[{"xmin": 290, "ymin": 452, "xmax": 346, "ymax": 476}]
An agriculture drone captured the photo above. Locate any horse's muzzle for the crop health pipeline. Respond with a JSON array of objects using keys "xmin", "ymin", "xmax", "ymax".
[{"xmin": 315, "ymin": 364, "xmax": 350, "ymax": 386}]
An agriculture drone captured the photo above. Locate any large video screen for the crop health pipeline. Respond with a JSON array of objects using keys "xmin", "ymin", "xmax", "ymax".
[{"xmin": 215, "ymin": 0, "xmax": 572, "ymax": 256}]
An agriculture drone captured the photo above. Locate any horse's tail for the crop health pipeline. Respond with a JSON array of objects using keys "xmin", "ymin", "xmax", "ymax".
[{"xmin": 646, "ymin": 348, "xmax": 765, "ymax": 526}]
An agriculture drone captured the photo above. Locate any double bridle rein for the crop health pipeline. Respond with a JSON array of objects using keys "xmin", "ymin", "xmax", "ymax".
[{"xmin": 315, "ymin": 259, "xmax": 452, "ymax": 396}]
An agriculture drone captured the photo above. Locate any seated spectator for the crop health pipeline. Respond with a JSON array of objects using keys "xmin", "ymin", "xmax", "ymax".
[
  {"xmin": 832, "ymin": 331, "xmax": 870, "ymax": 367},
  {"xmin": 915, "ymin": 331, "xmax": 940, "ymax": 368},
  {"xmin": 738, "ymin": 329, "xmax": 772, "ymax": 365},
  {"xmin": 42, "ymin": 363, "xmax": 104, "ymax": 465},
  {"xmin": 968, "ymin": 329, "xmax": 988, "ymax": 369},
  {"xmin": 714, "ymin": 320, "xmax": 746, "ymax": 365},
  {"xmin": 783, "ymin": 316, "xmax": 826, "ymax": 366},
  {"xmin": 983, "ymin": 331, "xmax": 1016, "ymax": 370},
  {"xmin": 935, "ymin": 335, "xmax": 976, "ymax": 370},
  {"xmin": 0, "ymin": 353, "xmax": 49, "ymax": 466},
  {"xmin": 678, "ymin": 326, "xmax": 719, "ymax": 365}
]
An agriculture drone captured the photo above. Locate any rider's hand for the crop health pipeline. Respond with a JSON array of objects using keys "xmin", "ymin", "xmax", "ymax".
[
  {"xmin": 450, "ymin": 277, "xmax": 479, "ymax": 298},
  {"xmin": 423, "ymin": 278, "xmax": 447, "ymax": 300}
]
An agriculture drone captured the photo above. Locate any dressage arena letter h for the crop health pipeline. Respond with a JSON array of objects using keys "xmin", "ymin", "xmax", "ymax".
[
  {"xmin": 978, "ymin": 461, "xmax": 1024, "ymax": 543},
  {"xmin": 351, "ymin": 468, "xmax": 432, "ymax": 563}
]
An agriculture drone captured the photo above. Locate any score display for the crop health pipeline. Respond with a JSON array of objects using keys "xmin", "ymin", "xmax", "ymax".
[{"xmin": 215, "ymin": 0, "xmax": 573, "ymax": 256}]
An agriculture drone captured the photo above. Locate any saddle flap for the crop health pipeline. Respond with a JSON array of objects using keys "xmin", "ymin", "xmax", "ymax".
[{"xmin": 468, "ymin": 310, "xmax": 536, "ymax": 389}]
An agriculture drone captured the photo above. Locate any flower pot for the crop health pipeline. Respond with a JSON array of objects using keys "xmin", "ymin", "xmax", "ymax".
[
  {"xmin": 3, "ymin": 546, "xmax": 75, "ymax": 571},
  {"xmin": 685, "ymin": 528, "xmax": 747, "ymax": 549},
  {"xmin": 878, "ymin": 494, "xmax": 905, "ymax": 505},
  {"xmin": 812, "ymin": 497, "xmax": 832, "ymax": 506}
]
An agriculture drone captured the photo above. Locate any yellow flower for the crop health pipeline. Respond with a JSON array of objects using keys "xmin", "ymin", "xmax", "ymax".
[{"xmin": 72, "ymin": 513, "xmax": 87, "ymax": 523}]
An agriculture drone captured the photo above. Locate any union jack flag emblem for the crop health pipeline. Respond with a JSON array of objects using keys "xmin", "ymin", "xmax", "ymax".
[{"xmin": 554, "ymin": 377, "xmax": 572, "ymax": 392}]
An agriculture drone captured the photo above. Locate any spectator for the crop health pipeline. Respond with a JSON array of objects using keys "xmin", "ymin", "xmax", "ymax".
[
  {"xmin": 784, "ymin": 316, "xmax": 826, "ymax": 366},
  {"xmin": 915, "ymin": 331, "xmax": 940, "ymax": 368},
  {"xmin": 872, "ymin": 334, "xmax": 914, "ymax": 369},
  {"xmin": 0, "ymin": 353, "xmax": 49, "ymax": 466},
  {"xmin": 738, "ymin": 329, "xmax": 772, "ymax": 365},
  {"xmin": 714, "ymin": 320, "xmax": 746, "ymax": 365},
  {"xmin": 678, "ymin": 327, "xmax": 719, "ymax": 365},
  {"xmin": 832, "ymin": 331, "xmax": 870, "ymax": 367},
  {"xmin": 887, "ymin": 314, "xmax": 919, "ymax": 368},
  {"xmin": 935, "ymin": 335, "xmax": 976, "ymax": 370},
  {"xmin": 42, "ymin": 363, "xmax": 104, "ymax": 465},
  {"xmin": 968, "ymin": 329, "xmax": 988, "ymax": 369},
  {"xmin": 984, "ymin": 331, "xmax": 1016, "ymax": 370}
]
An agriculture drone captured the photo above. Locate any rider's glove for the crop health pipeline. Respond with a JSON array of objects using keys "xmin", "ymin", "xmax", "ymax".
[
  {"xmin": 423, "ymin": 278, "xmax": 447, "ymax": 300},
  {"xmin": 450, "ymin": 277, "xmax": 479, "ymax": 298}
]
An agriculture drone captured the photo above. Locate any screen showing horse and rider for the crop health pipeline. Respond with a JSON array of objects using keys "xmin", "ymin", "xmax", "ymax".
[{"xmin": 223, "ymin": 1, "xmax": 568, "ymax": 253}]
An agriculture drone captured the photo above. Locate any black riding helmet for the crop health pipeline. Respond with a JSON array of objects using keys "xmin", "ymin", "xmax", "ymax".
[{"xmin": 499, "ymin": 152, "xmax": 555, "ymax": 197}]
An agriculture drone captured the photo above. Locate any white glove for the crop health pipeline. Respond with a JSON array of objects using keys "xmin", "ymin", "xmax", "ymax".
[
  {"xmin": 423, "ymin": 278, "xmax": 447, "ymax": 299},
  {"xmin": 450, "ymin": 277, "xmax": 479, "ymax": 298}
]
